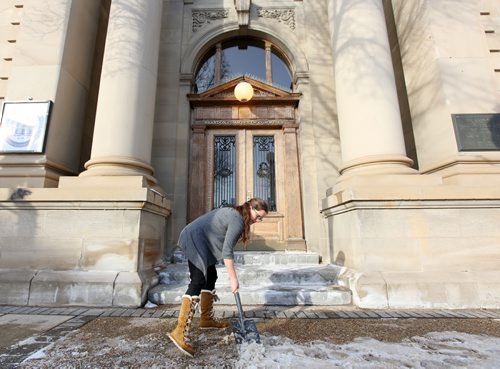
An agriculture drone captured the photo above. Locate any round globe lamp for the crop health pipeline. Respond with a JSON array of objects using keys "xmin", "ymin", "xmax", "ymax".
[{"xmin": 234, "ymin": 81, "xmax": 254, "ymax": 102}]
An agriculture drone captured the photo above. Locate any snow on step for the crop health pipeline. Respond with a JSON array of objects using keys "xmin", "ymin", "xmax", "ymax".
[{"xmin": 149, "ymin": 252, "xmax": 352, "ymax": 306}]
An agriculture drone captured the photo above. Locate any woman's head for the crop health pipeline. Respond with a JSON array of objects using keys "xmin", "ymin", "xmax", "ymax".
[
  {"xmin": 248, "ymin": 197, "xmax": 268, "ymax": 224},
  {"xmin": 234, "ymin": 198, "xmax": 269, "ymax": 244}
]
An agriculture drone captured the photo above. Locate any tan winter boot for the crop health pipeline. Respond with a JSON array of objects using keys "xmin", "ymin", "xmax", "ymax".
[
  {"xmin": 199, "ymin": 289, "xmax": 230, "ymax": 329},
  {"xmin": 168, "ymin": 295, "xmax": 199, "ymax": 357}
]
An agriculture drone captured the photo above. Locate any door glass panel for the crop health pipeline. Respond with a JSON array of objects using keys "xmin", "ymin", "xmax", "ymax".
[
  {"xmin": 213, "ymin": 136, "xmax": 237, "ymax": 208},
  {"xmin": 253, "ymin": 136, "xmax": 277, "ymax": 211}
]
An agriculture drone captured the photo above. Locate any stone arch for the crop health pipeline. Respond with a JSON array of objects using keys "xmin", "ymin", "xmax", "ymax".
[{"xmin": 180, "ymin": 27, "xmax": 309, "ymax": 84}]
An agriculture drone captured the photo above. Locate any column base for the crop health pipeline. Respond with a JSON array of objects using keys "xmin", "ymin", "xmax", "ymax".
[
  {"xmin": 340, "ymin": 154, "xmax": 416, "ymax": 175},
  {"xmin": 81, "ymin": 156, "xmax": 158, "ymax": 186}
]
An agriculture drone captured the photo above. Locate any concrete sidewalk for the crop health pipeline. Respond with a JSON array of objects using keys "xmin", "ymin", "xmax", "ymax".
[{"xmin": 1, "ymin": 305, "xmax": 500, "ymax": 368}]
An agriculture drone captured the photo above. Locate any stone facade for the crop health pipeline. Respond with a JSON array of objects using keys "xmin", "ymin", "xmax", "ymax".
[{"xmin": 0, "ymin": 0, "xmax": 500, "ymax": 308}]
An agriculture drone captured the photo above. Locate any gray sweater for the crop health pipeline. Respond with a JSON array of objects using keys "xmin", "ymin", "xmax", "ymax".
[{"xmin": 178, "ymin": 207, "xmax": 245, "ymax": 276}]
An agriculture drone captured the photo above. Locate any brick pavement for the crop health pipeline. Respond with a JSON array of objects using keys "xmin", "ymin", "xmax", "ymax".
[{"xmin": 1, "ymin": 304, "xmax": 500, "ymax": 320}]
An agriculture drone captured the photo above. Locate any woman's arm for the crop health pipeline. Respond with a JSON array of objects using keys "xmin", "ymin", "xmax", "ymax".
[{"xmin": 224, "ymin": 258, "xmax": 239, "ymax": 293}]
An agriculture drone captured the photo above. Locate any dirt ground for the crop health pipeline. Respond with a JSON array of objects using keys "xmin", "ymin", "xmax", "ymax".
[
  {"xmin": 17, "ymin": 317, "xmax": 500, "ymax": 368},
  {"xmin": 256, "ymin": 318, "xmax": 500, "ymax": 343}
]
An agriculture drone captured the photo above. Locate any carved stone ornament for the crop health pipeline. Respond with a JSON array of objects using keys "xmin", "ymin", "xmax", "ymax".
[
  {"xmin": 235, "ymin": 0, "xmax": 251, "ymax": 26},
  {"xmin": 192, "ymin": 9, "xmax": 229, "ymax": 32},
  {"xmin": 257, "ymin": 8, "xmax": 295, "ymax": 30}
]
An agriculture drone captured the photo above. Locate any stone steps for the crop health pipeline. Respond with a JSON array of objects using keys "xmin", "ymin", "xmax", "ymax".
[{"xmin": 149, "ymin": 252, "xmax": 352, "ymax": 306}]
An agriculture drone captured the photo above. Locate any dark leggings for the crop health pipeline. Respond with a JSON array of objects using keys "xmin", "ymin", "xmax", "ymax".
[{"xmin": 185, "ymin": 261, "xmax": 218, "ymax": 296}]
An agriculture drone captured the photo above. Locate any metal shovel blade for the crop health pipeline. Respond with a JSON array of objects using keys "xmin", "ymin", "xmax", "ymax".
[{"xmin": 231, "ymin": 291, "xmax": 261, "ymax": 344}]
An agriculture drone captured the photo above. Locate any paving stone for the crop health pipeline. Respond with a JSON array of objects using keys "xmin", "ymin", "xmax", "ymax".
[
  {"xmin": 332, "ymin": 311, "xmax": 348, "ymax": 318},
  {"xmin": 314, "ymin": 311, "xmax": 329, "ymax": 319},
  {"xmin": 80, "ymin": 308, "xmax": 107, "ymax": 316},
  {"xmin": 253, "ymin": 310, "xmax": 266, "ymax": 318},
  {"xmin": 110, "ymin": 309, "xmax": 128, "ymax": 317},
  {"xmin": 118, "ymin": 309, "xmax": 137, "ymax": 317},
  {"xmin": 32, "ymin": 307, "xmax": 52, "ymax": 315},
  {"xmin": 13, "ymin": 307, "xmax": 33, "ymax": 314},
  {"xmin": 141, "ymin": 310, "xmax": 158, "ymax": 318},
  {"xmin": 304, "ymin": 311, "xmax": 318, "ymax": 319},
  {"xmin": 100, "ymin": 309, "xmax": 116, "ymax": 317},
  {"xmin": 149, "ymin": 310, "xmax": 163, "ymax": 318},
  {"xmin": 473, "ymin": 310, "xmax": 495, "ymax": 318},
  {"xmin": 374, "ymin": 311, "xmax": 393, "ymax": 318},
  {"xmin": 27, "ymin": 307, "xmax": 48, "ymax": 314},
  {"xmin": 446, "ymin": 310, "xmax": 470, "ymax": 318},
  {"xmin": 425, "ymin": 311, "xmax": 443, "ymax": 318},
  {"xmin": 350, "ymin": 311, "xmax": 370, "ymax": 318},
  {"xmin": 264, "ymin": 311, "xmax": 276, "ymax": 319},
  {"xmin": 223, "ymin": 311, "xmax": 236, "ymax": 319}
]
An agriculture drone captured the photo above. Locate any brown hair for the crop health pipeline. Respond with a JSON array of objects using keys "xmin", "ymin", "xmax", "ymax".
[{"xmin": 234, "ymin": 198, "xmax": 269, "ymax": 244}]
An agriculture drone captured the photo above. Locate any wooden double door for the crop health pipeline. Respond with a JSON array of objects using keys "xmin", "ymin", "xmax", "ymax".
[{"xmin": 189, "ymin": 126, "xmax": 305, "ymax": 251}]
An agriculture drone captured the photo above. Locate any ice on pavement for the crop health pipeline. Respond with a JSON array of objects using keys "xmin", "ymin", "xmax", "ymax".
[
  {"xmin": 232, "ymin": 332, "xmax": 500, "ymax": 369},
  {"xmin": 21, "ymin": 329, "xmax": 500, "ymax": 368}
]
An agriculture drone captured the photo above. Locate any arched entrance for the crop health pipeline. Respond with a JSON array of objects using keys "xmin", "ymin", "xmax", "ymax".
[{"xmin": 187, "ymin": 60, "xmax": 305, "ymax": 251}]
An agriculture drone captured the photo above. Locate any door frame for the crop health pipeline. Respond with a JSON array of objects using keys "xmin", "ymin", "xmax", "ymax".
[{"xmin": 187, "ymin": 76, "xmax": 306, "ymax": 251}]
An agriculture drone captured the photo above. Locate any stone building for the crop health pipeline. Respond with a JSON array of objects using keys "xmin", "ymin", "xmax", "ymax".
[{"xmin": 1, "ymin": 0, "xmax": 499, "ymax": 309}]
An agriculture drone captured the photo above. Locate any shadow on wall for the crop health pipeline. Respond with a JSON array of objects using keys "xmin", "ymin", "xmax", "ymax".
[
  {"xmin": 488, "ymin": 110, "xmax": 500, "ymax": 149},
  {"xmin": 9, "ymin": 188, "xmax": 32, "ymax": 200},
  {"xmin": 334, "ymin": 250, "xmax": 345, "ymax": 267}
]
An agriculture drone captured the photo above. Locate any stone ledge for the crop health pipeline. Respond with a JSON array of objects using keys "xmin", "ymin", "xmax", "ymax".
[
  {"xmin": 0, "ymin": 269, "xmax": 37, "ymax": 305},
  {"xmin": 347, "ymin": 271, "xmax": 500, "ymax": 309},
  {"xmin": 29, "ymin": 270, "xmax": 118, "ymax": 306},
  {"xmin": 0, "ymin": 269, "xmax": 157, "ymax": 308}
]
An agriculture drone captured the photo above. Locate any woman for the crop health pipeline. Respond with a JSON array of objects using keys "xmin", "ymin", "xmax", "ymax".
[{"xmin": 168, "ymin": 198, "xmax": 269, "ymax": 357}]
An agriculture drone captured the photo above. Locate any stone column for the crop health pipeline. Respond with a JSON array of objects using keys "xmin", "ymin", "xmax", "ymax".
[
  {"xmin": 81, "ymin": 0, "xmax": 163, "ymax": 185},
  {"xmin": 265, "ymin": 41, "xmax": 272, "ymax": 83},
  {"xmin": 328, "ymin": 0, "xmax": 414, "ymax": 177},
  {"xmin": 215, "ymin": 43, "xmax": 222, "ymax": 83}
]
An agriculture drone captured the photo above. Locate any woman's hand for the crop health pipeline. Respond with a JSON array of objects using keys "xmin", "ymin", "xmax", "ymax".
[
  {"xmin": 229, "ymin": 277, "xmax": 239, "ymax": 293},
  {"xmin": 224, "ymin": 258, "xmax": 239, "ymax": 293}
]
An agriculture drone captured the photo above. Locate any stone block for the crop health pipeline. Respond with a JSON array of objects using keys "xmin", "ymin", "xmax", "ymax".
[
  {"xmin": 113, "ymin": 271, "xmax": 158, "ymax": 307},
  {"xmin": 81, "ymin": 238, "xmax": 138, "ymax": 271},
  {"xmin": 44, "ymin": 209, "xmax": 128, "ymax": 238},
  {"xmin": 0, "ymin": 269, "xmax": 36, "ymax": 305},
  {"xmin": 29, "ymin": 270, "xmax": 117, "ymax": 306},
  {"xmin": 474, "ymin": 271, "xmax": 500, "ymax": 308},
  {"xmin": 0, "ymin": 237, "xmax": 83, "ymax": 270},
  {"xmin": 353, "ymin": 271, "xmax": 489, "ymax": 309},
  {"xmin": 351, "ymin": 272, "xmax": 389, "ymax": 309}
]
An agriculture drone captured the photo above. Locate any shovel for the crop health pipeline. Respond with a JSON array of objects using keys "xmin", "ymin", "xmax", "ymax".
[{"xmin": 232, "ymin": 290, "xmax": 261, "ymax": 344}]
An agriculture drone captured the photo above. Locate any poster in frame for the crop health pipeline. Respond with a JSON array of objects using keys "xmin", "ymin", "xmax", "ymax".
[{"xmin": 0, "ymin": 100, "xmax": 52, "ymax": 153}]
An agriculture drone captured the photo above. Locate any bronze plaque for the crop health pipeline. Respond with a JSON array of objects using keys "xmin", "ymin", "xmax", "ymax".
[{"xmin": 452, "ymin": 114, "xmax": 500, "ymax": 151}]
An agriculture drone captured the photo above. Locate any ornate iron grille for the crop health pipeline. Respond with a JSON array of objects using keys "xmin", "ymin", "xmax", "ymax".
[
  {"xmin": 253, "ymin": 136, "xmax": 277, "ymax": 211},
  {"xmin": 213, "ymin": 136, "xmax": 236, "ymax": 208}
]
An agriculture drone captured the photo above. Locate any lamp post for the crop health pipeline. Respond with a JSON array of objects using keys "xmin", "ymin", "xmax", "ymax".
[{"xmin": 234, "ymin": 80, "xmax": 254, "ymax": 102}]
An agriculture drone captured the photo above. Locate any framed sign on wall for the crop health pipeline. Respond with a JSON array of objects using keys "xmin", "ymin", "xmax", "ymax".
[{"xmin": 0, "ymin": 101, "xmax": 52, "ymax": 153}]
